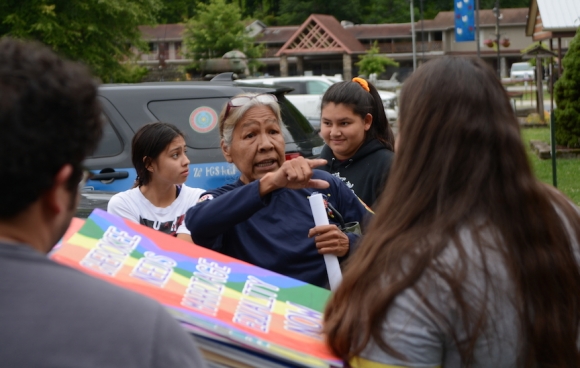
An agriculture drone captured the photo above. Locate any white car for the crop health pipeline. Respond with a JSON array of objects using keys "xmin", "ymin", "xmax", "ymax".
[
  {"xmin": 235, "ymin": 76, "xmax": 398, "ymax": 127},
  {"xmin": 510, "ymin": 62, "xmax": 535, "ymax": 80}
]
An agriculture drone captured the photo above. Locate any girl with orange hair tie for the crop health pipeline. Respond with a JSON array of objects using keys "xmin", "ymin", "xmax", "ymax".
[{"xmin": 318, "ymin": 77, "xmax": 395, "ymax": 208}]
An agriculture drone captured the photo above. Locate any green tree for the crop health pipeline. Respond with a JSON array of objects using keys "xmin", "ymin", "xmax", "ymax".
[
  {"xmin": 244, "ymin": 42, "xmax": 266, "ymax": 75},
  {"xmin": 362, "ymin": 0, "xmax": 413, "ymax": 24},
  {"xmin": 183, "ymin": 0, "xmax": 263, "ymax": 69},
  {"xmin": 277, "ymin": 0, "xmax": 362, "ymax": 25},
  {"xmin": 236, "ymin": 0, "xmax": 279, "ymax": 20},
  {"xmin": 158, "ymin": 0, "xmax": 199, "ymax": 23},
  {"xmin": 356, "ymin": 41, "xmax": 399, "ymax": 77},
  {"xmin": 0, "ymin": 0, "xmax": 161, "ymax": 82},
  {"xmin": 554, "ymin": 27, "xmax": 580, "ymax": 148},
  {"xmin": 362, "ymin": 0, "xmax": 531, "ymax": 25},
  {"xmin": 247, "ymin": 0, "xmax": 280, "ymax": 26}
]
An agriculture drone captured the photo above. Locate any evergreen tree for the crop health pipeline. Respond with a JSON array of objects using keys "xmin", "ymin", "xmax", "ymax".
[{"xmin": 554, "ymin": 27, "xmax": 580, "ymax": 148}]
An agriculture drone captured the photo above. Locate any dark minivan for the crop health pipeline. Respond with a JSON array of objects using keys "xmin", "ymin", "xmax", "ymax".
[{"xmin": 84, "ymin": 74, "xmax": 324, "ymax": 193}]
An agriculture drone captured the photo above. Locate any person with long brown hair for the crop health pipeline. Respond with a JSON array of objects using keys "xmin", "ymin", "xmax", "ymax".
[{"xmin": 323, "ymin": 56, "xmax": 580, "ymax": 367}]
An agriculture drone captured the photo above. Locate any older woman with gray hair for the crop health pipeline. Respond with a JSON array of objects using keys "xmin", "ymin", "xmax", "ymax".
[{"xmin": 185, "ymin": 93, "xmax": 371, "ymax": 288}]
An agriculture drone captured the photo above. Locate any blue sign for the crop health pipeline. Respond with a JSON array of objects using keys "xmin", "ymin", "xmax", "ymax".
[{"xmin": 454, "ymin": 0, "xmax": 475, "ymax": 42}]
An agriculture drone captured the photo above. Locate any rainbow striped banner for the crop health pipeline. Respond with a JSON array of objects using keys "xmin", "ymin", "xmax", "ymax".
[{"xmin": 50, "ymin": 209, "xmax": 341, "ymax": 367}]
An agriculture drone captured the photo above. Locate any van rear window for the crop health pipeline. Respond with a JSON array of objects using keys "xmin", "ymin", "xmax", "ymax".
[
  {"xmin": 147, "ymin": 98, "xmax": 228, "ymax": 149},
  {"xmin": 147, "ymin": 97, "xmax": 316, "ymax": 149}
]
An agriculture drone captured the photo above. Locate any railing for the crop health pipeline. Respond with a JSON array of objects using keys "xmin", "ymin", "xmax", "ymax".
[
  {"xmin": 378, "ymin": 41, "xmax": 442, "ymax": 54},
  {"xmin": 263, "ymin": 41, "xmax": 442, "ymax": 58},
  {"xmin": 140, "ymin": 53, "xmax": 158, "ymax": 61},
  {"xmin": 139, "ymin": 52, "xmax": 185, "ymax": 61},
  {"xmin": 139, "ymin": 41, "xmax": 444, "ymax": 62},
  {"xmin": 264, "ymin": 48, "xmax": 280, "ymax": 57}
]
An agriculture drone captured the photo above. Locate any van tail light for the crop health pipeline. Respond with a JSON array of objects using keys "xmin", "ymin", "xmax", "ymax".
[{"xmin": 285, "ymin": 152, "xmax": 302, "ymax": 161}]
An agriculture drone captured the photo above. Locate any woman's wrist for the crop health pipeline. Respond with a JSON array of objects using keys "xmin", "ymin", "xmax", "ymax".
[{"xmin": 258, "ymin": 172, "xmax": 279, "ymax": 197}]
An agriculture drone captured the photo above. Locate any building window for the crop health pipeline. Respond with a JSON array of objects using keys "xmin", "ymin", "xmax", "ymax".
[{"xmin": 175, "ymin": 42, "xmax": 182, "ymax": 58}]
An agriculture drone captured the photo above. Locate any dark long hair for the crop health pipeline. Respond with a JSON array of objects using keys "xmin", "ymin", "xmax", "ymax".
[
  {"xmin": 324, "ymin": 57, "xmax": 580, "ymax": 366},
  {"xmin": 321, "ymin": 78, "xmax": 395, "ymax": 151},
  {"xmin": 131, "ymin": 122, "xmax": 184, "ymax": 187}
]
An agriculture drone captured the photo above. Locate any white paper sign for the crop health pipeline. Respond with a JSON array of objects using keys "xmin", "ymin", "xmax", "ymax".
[{"xmin": 308, "ymin": 193, "xmax": 342, "ymax": 290}]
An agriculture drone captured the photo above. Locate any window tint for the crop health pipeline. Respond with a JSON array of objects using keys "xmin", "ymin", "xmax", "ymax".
[
  {"xmin": 148, "ymin": 96, "xmax": 318, "ymax": 148},
  {"xmin": 307, "ymin": 80, "xmax": 330, "ymax": 95},
  {"xmin": 148, "ymin": 98, "xmax": 229, "ymax": 149},
  {"xmin": 89, "ymin": 115, "xmax": 123, "ymax": 158},
  {"xmin": 279, "ymin": 98, "xmax": 314, "ymax": 142},
  {"xmin": 276, "ymin": 81, "xmax": 305, "ymax": 94}
]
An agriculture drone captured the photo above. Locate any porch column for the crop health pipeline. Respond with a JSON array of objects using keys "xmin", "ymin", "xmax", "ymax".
[
  {"xmin": 343, "ymin": 53, "xmax": 352, "ymax": 80},
  {"xmin": 558, "ymin": 38, "xmax": 563, "ymax": 76},
  {"xmin": 500, "ymin": 57, "xmax": 507, "ymax": 78},
  {"xmin": 280, "ymin": 55, "xmax": 289, "ymax": 77},
  {"xmin": 296, "ymin": 56, "xmax": 304, "ymax": 76},
  {"xmin": 536, "ymin": 58, "xmax": 544, "ymax": 122}
]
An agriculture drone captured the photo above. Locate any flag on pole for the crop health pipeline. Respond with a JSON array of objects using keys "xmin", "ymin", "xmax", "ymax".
[{"xmin": 455, "ymin": 0, "xmax": 475, "ymax": 42}]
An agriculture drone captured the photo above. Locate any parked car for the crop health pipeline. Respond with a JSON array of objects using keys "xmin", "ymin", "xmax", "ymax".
[
  {"xmin": 78, "ymin": 73, "xmax": 324, "ymax": 216},
  {"xmin": 510, "ymin": 62, "xmax": 535, "ymax": 80},
  {"xmin": 235, "ymin": 76, "xmax": 398, "ymax": 127}
]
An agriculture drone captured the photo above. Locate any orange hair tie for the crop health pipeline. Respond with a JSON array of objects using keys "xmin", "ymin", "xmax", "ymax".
[{"xmin": 352, "ymin": 77, "xmax": 370, "ymax": 92}]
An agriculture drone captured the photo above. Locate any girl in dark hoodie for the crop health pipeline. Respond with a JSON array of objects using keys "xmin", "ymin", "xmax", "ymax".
[{"xmin": 319, "ymin": 77, "xmax": 395, "ymax": 208}]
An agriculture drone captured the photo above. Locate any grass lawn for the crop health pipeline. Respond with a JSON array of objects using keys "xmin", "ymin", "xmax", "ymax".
[{"xmin": 520, "ymin": 126, "xmax": 580, "ymax": 206}]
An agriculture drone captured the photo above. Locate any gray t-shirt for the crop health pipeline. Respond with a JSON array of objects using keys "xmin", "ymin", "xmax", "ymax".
[
  {"xmin": 0, "ymin": 242, "xmax": 207, "ymax": 368},
  {"xmin": 357, "ymin": 223, "xmax": 580, "ymax": 368}
]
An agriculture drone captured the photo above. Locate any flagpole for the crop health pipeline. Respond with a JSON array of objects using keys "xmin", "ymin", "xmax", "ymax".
[
  {"xmin": 493, "ymin": 0, "xmax": 501, "ymax": 77},
  {"xmin": 410, "ymin": 0, "xmax": 417, "ymax": 71},
  {"xmin": 476, "ymin": 0, "xmax": 480, "ymax": 57}
]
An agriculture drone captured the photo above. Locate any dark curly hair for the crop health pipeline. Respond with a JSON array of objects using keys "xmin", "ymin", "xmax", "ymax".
[{"xmin": 0, "ymin": 37, "xmax": 103, "ymax": 218}]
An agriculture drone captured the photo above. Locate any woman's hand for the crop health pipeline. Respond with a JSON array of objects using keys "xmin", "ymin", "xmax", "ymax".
[
  {"xmin": 259, "ymin": 157, "xmax": 329, "ymax": 196},
  {"xmin": 308, "ymin": 224, "xmax": 349, "ymax": 257}
]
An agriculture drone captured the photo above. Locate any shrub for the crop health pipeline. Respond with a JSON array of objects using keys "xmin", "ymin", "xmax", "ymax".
[
  {"xmin": 526, "ymin": 112, "xmax": 550, "ymax": 124},
  {"xmin": 554, "ymin": 27, "xmax": 580, "ymax": 148},
  {"xmin": 356, "ymin": 41, "xmax": 399, "ymax": 77}
]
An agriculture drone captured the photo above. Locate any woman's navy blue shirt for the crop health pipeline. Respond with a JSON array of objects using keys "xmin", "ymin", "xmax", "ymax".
[{"xmin": 185, "ymin": 170, "xmax": 372, "ymax": 288}]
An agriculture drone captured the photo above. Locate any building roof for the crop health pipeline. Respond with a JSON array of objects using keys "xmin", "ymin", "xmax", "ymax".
[
  {"xmin": 339, "ymin": 8, "xmax": 529, "ymax": 40},
  {"xmin": 536, "ymin": 0, "xmax": 580, "ymax": 31},
  {"xmin": 526, "ymin": 0, "xmax": 579, "ymax": 39},
  {"xmin": 257, "ymin": 26, "xmax": 299, "ymax": 44},
  {"xmin": 139, "ymin": 24, "xmax": 185, "ymax": 41},
  {"xmin": 429, "ymin": 7, "xmax": 528, "ymax": 30},
  {"xmin": 276, "ymin": 14, "xmax": 365, "ymax": 56},
  {"xmin": 345, "ymin": 23, "xmax": 413, "ymax": 39},
  {"xmin": 137, "ymin": 8, "xmax": 531, "ymax": 46}
]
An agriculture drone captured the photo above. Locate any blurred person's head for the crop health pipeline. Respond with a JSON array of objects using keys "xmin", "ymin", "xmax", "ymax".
[
  {"xmin": 132, "ymin": 122, "xmax": 189, "ymax": 188},
  {"xmin": 219, "ymin": 93, "xmax": 288, "ymax": 184},
  {"xmin": 324, "ymin": 57, "xmax": 580, "ymax": 367},
  {"xmin": 0, "ymin": 37, "xmax": 102, "ymax": 251},
  {"xmin": 393, "ymin": 56, "xmax": 528, "ymax": 212},
  {"xmin": 321, "ymin": 77, "xmax": 394, "ymax": 155}
]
